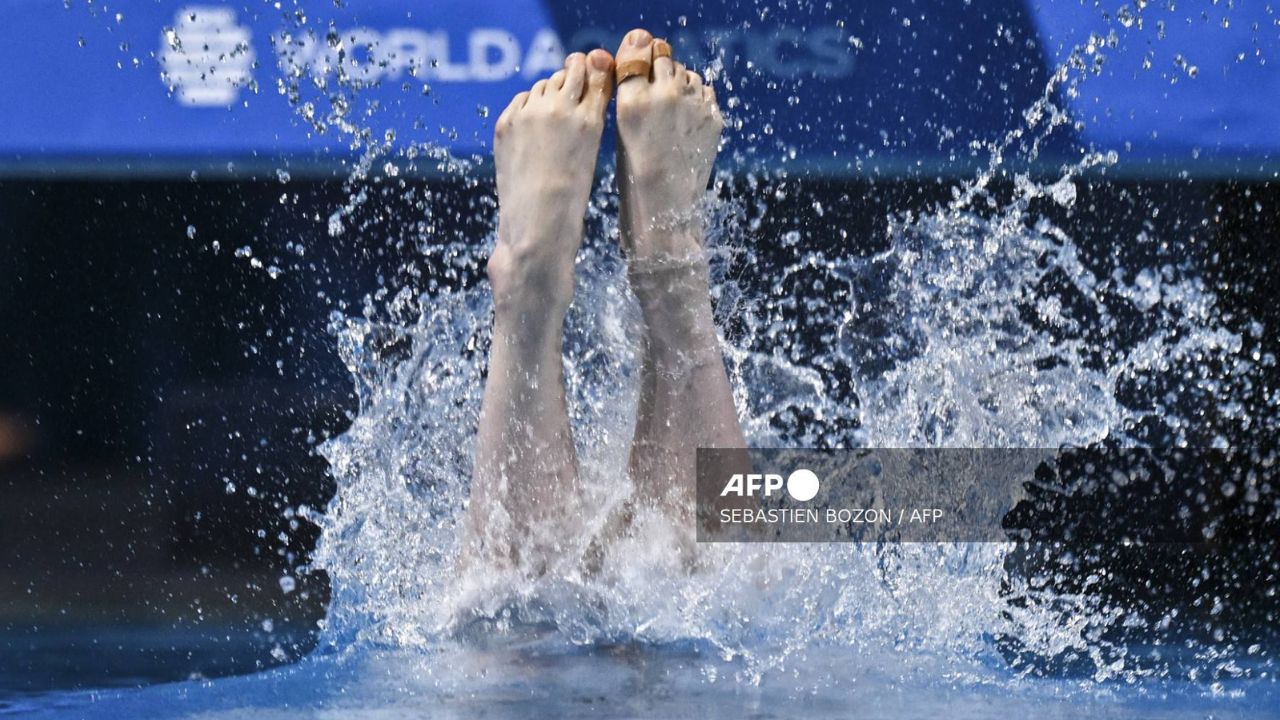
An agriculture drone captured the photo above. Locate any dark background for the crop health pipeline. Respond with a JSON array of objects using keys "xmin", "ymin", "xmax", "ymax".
[{"xmin": 1, "ymin": 175, "xmax": 1277, "ymax": 695}]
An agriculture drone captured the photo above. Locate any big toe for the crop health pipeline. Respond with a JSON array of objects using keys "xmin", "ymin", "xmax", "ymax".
[{"xmin": 614, "ymin": 28, "xmax": 654, "ymax": 100}]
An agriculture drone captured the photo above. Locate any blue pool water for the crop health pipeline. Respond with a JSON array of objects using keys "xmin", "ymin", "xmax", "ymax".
[{"xmin": 5, "ymin": 636, "xmax": 1278, "ymax": 719}]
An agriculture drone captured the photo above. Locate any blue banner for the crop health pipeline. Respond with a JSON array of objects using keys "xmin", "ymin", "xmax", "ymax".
[
  {"xmin": 1030, "ymin": 1, "xmax": 1280, "ymax": 177},
  {"xmin": 1, "ymin": 1, "xmax": 557, "ymax": 174},
  {"xmin": 1, "ymin": 1, "xmax": 1276, "ymax": 177}
]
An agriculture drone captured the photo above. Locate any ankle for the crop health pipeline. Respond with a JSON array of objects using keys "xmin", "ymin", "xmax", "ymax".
[
  {"xmin": 487, "ymin": 241, "xmax": 577, "ymax": 319},
  {"xmin": 628, "ymin": 250, "xmax": 711, "ymax": 306},
  {"xmin": 629, "ymin": 256, "xmax": 720, "ymax": 354},
  {"xmin": 621, "ymin": 212, "xmax": 704, "ymax": 261}
]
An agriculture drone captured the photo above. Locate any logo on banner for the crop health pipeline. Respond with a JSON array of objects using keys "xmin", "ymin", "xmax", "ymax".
[
  {"xmin": 156, "ymin": 10, "xmax": 855, "ymax": 109},
  {"xmin": 159, "ymin": 6, "xmax": 255, "ymax": 107}
]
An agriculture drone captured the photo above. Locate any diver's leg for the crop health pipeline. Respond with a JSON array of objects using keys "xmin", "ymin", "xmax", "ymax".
[
  {"xmin": 463, "ymin": 50, "xmax": 616, "ymax": 571},
  {"xmin": 613, "ymin": 30, "xmax": 745, "ymax": 520}
]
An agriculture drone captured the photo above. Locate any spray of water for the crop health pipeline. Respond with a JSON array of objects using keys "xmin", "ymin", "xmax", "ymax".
[{"xmin": 262, "ymin": 22, "xmax": 1278, "ymax": 689}]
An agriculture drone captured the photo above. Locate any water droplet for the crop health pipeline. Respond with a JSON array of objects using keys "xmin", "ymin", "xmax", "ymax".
[{"xmin": 1049, "ymin": 178, "xmax": 1076, "ymax": 207}]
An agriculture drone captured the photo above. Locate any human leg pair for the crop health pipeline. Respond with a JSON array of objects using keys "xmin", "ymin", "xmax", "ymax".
[{"xmin": 464, "ymin": 30, "xmax": 743, "ymax": 571}]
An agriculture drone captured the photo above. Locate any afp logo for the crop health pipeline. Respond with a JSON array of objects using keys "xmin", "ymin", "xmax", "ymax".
[{"xmin": 721, "ymin": 468, "xmax": 820, "ymax": 502}]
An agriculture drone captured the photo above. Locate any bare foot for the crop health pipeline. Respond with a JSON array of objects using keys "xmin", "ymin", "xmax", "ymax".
[
  {"xmin": 463, "ymin": 49, "xmax": 614, "ymax": 576},
  {"xmin": 612, "ymin": 29, "xmax": 725, "ymax": 360},
  {"xmin": 614, "ymin": 29, "xmax": 725, "ymax": 264},
  {"xmin": 606, "ymin": 31, "xmax": 743, "ymax": 565},
  {"xmin": 489, "ymin": 49, "xmax": 615, "ymax": 322}
]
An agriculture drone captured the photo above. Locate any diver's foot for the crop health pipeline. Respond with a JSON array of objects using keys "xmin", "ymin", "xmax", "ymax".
[
  {"xmin": 614, "ymin": 29, "xmax": 725, "ymax": 266},
  {"xmin": 489, "ymin": 49, "xmax": 615, "ymax": 324}
]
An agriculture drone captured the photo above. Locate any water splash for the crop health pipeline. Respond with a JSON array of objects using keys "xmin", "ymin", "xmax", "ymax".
[{"xmin": 288, "ymin": 27, "xmax": 1277, "ymax": 692}]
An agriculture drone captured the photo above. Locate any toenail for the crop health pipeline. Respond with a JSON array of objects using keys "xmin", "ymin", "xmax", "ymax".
[
  {"xmin": 589, "ymin": 51, "xmax": 611, "ymax": 70},
  {"xmin": 567, "ymin": 52, "xmax": 585, "ymax": 63},
  {"xmin": 627, "ymin": 29, "xmax": 649, "ymax": 47}
]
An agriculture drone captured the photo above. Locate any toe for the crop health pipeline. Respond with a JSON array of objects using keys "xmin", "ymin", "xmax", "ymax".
[
  {"xmin": 496, "ymin": 91, "xmax": 530, "ymax": 132},
  {"xmin": 580, "ymin": 49, "xmax": 614, "ymax": 115},
  {"xmin": 506, "ymin": 90, "xmax": 531, "ymax": 114},
  {"xmin": 561, "ymin": 52, "xmax": 588, "ymax": 101},
  {"xmin": 548, "ymin": 69, "xmax": 567, "ymax": 91},
  {"xmin": 653, "ymin": 42, "xmax": 676, "ymax": 82},
  {"xmin": 614, "ymin": 29, "xmax": 654, "ymax": 99},
  {"xmin": 705, "ymin": 86, "xmax": 725, "ymax": 127},
  {"xmin": 530, "ymin": 79, "xmax": 549, "ymax": 97},
  {"xmin": 685, "ymin": 69, "xmax": 702, "ymax": 88}
]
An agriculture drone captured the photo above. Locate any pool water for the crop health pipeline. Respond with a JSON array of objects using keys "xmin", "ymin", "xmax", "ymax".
[{"xmin": 5, "ymin": 633, "xmax": 1277, "ymax": 719}]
